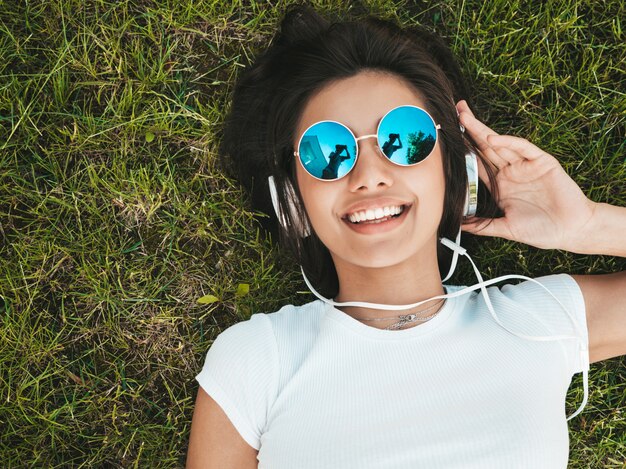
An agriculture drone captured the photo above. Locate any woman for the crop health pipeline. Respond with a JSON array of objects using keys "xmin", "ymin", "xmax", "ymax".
[{"xmin": 187, "ymin": 6, "xmax": 625, "ymax": 468}]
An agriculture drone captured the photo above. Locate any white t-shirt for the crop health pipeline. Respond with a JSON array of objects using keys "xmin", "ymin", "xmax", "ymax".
[{"xmin": 195, "ymin": 274, "xmax": 589, "ymax": 468}]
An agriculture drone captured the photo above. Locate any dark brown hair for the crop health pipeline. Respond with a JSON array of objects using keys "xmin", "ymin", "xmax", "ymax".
[{"xmin": 220, "ymin": 5, "xmax": 499, "ymax": 297}]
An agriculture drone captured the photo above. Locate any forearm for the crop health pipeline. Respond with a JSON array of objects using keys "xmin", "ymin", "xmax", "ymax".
[{"xmin": 568, "ymin": 202, "xmax": 626, "ymax": 257}]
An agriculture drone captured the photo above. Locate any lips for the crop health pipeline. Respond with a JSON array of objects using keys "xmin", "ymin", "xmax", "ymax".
[
  {"xmin": 346, "ymin": 204, "xmax": 406, "ymax": 224},
  {"xmin": 341, "ymin": 201, "xmax": 412, "ymax": 234}
]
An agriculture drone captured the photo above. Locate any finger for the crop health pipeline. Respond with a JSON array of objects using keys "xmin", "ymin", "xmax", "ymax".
[
  {"xmin": 455, "ymin": 99, "xmax": 468, "ymax": 114},
  {"xmin": 456, "ymin": 100, "xmax": 478, "ymax": 122},
  {"xmin": 457, "ymin": 105, "xmax": 514, "ymax": 170},
  {"xmin": 486, "ymin": 134, "xmax": 548, "ymax": 161},
  {"xmin": 479, "ymin": 145, "xmax": 513, "ymax": 170},
  {"xmin": 457, "ymin": 102, "xmax": 499, "ymax": 152},
  {"xmin": 492, "ymin": 145, "xmax": 523, "ymax": 165},
  {"xmin": 461, "ymin": 217, "xmax": 512, "ymax": 240}
]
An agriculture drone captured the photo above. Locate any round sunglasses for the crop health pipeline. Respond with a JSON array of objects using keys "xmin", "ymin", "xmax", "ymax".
[{"xmin": 294, "ymin": 105, "xmax": 441, "ymax": 181}]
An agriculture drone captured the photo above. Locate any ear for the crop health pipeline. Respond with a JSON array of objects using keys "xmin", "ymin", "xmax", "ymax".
[{"xmin": 268, "ymin": 176, "xmax": 312, "ymax": 237}]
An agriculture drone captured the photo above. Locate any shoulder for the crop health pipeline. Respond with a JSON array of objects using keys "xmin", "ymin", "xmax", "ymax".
[
  {"xmin": 194, "ymin": 300, "xmax": 325, "ymax": 449},
  {"xmin": 202, "ymin": 300, "xmax": 324, "ymax": 367},
  {"xmin": 463, "ymin": 273, "xmax": 587, "ymax": 342},
  {"xmin": 197, "ymin": 313, "xmax": 277, "ymax": 387},
  {"xmin": 204, "ymin": 312, "xmax": 275, "ymax": 364},
  {"xmin": 194, "ymin": 313, "xmax": 279, "ymax": 450},
  {"xmin": 264, "ymin": 300, "xmax": 326, "ymax": 336},
  {"xmin": 496, "ymin": 273, "xmax": 584, "ymax": 310},
  {"xmin": 472, "ymin": 273, "xmax": 586, "ymax": 320},
  {"xmin": 446, "ymin": 273, "xmax": 583, "ymax": 310}
]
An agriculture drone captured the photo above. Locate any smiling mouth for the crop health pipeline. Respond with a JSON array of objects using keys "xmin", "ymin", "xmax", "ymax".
[{"xmin": 344, "ymin": 204, "xmax": 407, "ymax": 224}]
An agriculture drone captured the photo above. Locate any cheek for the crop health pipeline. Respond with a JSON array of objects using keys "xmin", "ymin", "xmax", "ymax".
[
  {"xmin": 404, "ymin": 167, "xmax": 446, "ymax": 237},
  {"xmin": 296, "ymin": 171, "xmax": 335, "ymax": 232},
  {"xmin": 295, "ymin": 166, "xmax": 316, "ymax": 212},
  {"xmin": 410, "ymin": 155, "xmax": 446, "ymax": 210}
]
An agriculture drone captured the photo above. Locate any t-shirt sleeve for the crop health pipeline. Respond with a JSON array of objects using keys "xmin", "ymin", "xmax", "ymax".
[
  {"xmin": 499, "ymin": 273, "xmax": 589, "ymax": 377},
  {"xmin": 195, "ymin": 313, "xmax": 278, "ymax": 451}
]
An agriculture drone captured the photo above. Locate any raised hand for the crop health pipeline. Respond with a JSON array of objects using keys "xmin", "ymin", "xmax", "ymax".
[{"xmin": 457, "ymin": 100, "xmax": 597, "ymax": 252}]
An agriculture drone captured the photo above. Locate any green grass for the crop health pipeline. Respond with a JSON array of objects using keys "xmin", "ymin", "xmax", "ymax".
[{"xmin": 0, "ymin": 0, "xmax": 624, "ymax": 467}]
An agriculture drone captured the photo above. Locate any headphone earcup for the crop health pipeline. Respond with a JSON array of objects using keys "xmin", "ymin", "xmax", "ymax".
[
  {"xmin": 464, "ymin": 151, "xmax": 478, "ymax": 218},
  {"xmin": 267, "ymin": 176, "xmax": 312, "ymax": 237}
]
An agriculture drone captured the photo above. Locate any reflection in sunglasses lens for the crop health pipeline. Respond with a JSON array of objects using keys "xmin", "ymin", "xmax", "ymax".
[
  {"xmin": 378, "ymin": 106, "xmax": 437, "ymax": 165},
  {"xmin": 299, "ymin": 122, "xmax": 357, "ymax": 180}
]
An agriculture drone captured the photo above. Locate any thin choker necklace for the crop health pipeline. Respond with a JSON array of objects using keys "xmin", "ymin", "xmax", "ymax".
[{"xmin": 348, "ymin": 296, "xmax": 447, "ymax": 330}]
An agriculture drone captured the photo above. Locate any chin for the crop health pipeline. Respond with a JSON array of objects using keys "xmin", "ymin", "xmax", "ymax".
[
  {"xmin": 336, "ymin": 247, "xmax": 421, "ymax": 270},
  {"xmin": 333, "ymin": 233, "xmax": 440, "ymax": 271}
]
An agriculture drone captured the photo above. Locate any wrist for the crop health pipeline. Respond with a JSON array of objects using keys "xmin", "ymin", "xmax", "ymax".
[{"xmin": 568, "ymin": 202, "xmax": 626, "ymax": 257}]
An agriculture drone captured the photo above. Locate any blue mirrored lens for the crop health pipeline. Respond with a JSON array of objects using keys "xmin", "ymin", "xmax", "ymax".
[
  {"xmin": 298, "ymin": 121, "xmax": 357, "ymax": 180},
  {"xmin": 377, "ymin": 106, "xmax": 437, "ymax": 165}
]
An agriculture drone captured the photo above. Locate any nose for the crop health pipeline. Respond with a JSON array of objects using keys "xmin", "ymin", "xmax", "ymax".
[{"xmin": 347, "ymin": 136, "xmax": 394, "ymax": 192}]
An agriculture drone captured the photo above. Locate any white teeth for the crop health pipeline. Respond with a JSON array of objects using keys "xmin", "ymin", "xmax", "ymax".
[{"xmin": 347, "ymin": 205, "xmax": 405, "ymax": 223}]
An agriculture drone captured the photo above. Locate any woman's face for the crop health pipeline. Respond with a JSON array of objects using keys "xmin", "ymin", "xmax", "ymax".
[{"xmin": 294, "ymin": 71, "xmax": 446, "ymax": 271}]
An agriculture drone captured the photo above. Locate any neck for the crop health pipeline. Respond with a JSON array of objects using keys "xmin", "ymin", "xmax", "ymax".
[{"xmin": 331, "ymin": 249, "xmax": 446, "ymax": 329}]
